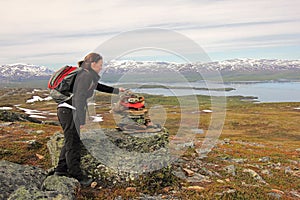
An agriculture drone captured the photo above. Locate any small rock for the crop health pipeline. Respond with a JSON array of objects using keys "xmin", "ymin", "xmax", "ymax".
[
  {"xmin": 293, "ymin": 171, "xmax": 300, "ymax": 178},
  {"xmin": 36, "ymin": 130, "xmax": 45, "ymax": 134},
  {"xmin": 290, "ymin": 190, "xmax": 300, "ymax": 198},
  {"xmin": 185, "ymin": 186, "xmax": 205, "ymax": 192},
  {"xmin": 261, "ymin": 169, "xmax": 271, "ymax": 176},
  {"xmin": 284, "ymin": 166, "xmax": 293, "ymax": 175},
  {"xmin": 162, "ymin": 186, "xmax": 172, "ymax": 192},
  {"xmin": 243, "ymin": 168, "xmax": 266, "ymax": 184},
  {"xmin": 224, "ymin": 165, "xmax": 236, "ymax": 176},
  {"xmin": 195, "ymin": 148, "xmax": 210, "ymax": 156},
  {"xmin": 91, "ymin": 181, "xmax": 97, "ymax": 188},
  {"xmin": 114, "ymin": 195, "xmax": 123, "ymax": 200},
  {"xmin": 287, "ymin": 159, "xmax": 299, "ymax": 165},
  {"xmin": 176, "ymin": 141, "xmax": 194, "ymax": 148},
  {"xmin": 35, "ymin": 153, "xmax": 44, "ymax": 160},
  {"xmin": 200, "ymin": 167, "xmax": 217, "ymax": 177},
  {"xmin": 0, "ymin": 122, "xmax": 13, "ymax": 127},
  {"xmin": 295, "ymin": 148, "xmax": 300, "ymax": 152},
  {"xmin": 215, "ymin": 189, "xmax": 236, "ymax": 196},
  {"xmin": 226, "ymin": 189, "xmax": 236, "ymax": 194},
  {"xmin": 172, "ymin": 168, "xmax": 187, "ymax": 180},
  {"xmin": 182, "ymin": 168, "xmax": 194, "ymax": 177},
  {"xmin": 125, "ymin": 187, "xmax": 136, "ymax": 192},
  {"xmin": 231, "ymin": 158, "xmax": 247, "ymax": 163},
  {"xmin": 259, "ymin": 156, "xmax": 271, "ymax": 162},
  {"xmin": 138, "ymin": 193, "xmax": 165, "ymax": 200},
  {"xmin": 268, "ymin": 162, "xmax": 281, "ymax": 169},
  {"xmin": 187, "ymin": 172, "xmax": 210, "ymax": 183},
  {"xmin": 216, "ymin": 179, "xmax": 224, "ymax": 183},
  {"xmin": 241, "ymin": 182, "xmax": 259, "ymax": 187},
  {"xmin": 244, "ymin": 164, "xmax": 261, "ymax": 169},
  {"xmin": 271, "ymin": 189, "xmax": 284, "ymax": 195},
  {"xmin": 267, "ymin": 192, "xmax": 282, "ymax": 199},
  {"xmin": 223, "ymin": 138, "xmax": 230, "ymax": 144},
  {"xmin": 25, "ymin": 140, "xmax": 42, "ymax": 149},
  {"xmin": 42, "ymin": 120, "xmax": 60, "ymax": 126}
]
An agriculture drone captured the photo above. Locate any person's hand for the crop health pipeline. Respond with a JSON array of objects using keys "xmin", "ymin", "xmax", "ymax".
[{"xmin": 119, "ymin": 87, "xmax": 126, "ymax": 92}]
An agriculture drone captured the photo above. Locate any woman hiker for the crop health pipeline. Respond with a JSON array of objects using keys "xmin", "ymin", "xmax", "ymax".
[{"xmin": 53, "ymin": 52, "xmax": 126, "ymax": 186}]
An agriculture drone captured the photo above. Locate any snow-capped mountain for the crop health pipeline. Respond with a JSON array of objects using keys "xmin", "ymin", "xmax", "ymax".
[
  {"xmin": 1, "ymin": 59, "xmax": 300, "ymax": 82},
  {"xmin": 0, "ymin": 63, "xmax": 54, "ymax": 81},
  {"xmin": 103, "ymin": 58, "xmax": 300, "ymax": 74}
]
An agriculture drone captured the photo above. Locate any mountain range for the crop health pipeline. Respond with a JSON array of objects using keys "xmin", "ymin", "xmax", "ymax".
[
  {"xmin": 103, "ymin": 58, "xmax": 300, "ymax": 73},
  {"xmin": 1, "ymin": 59, "xmax": 300, "ymax": 82},
  {"xmin": 0, "ymin": 63, "xmax": 54, "ymax": 81}
]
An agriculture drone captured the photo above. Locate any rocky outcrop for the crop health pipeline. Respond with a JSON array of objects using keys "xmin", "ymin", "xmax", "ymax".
[
  {"xmin": 0, "ymin": 110, "xmax": 42, "ymax": 123},
  {"xmin": 46, "ymin": 131, "xmax": 65, "ymax": 166},
  {"xmin": 0, "ymin": 160, "xmax": 46, "ymax": 199},
  {"xmin": 0, "ymin": 160, "xmax": 80, "ymax": 200},
  {"xmin": 8, "ymin": 186, "xmax": 70, "ymax": 200},
  {"xmin": 42, "ymin": 175, "xmax": 80, "ymax": 199},
  {"xmin": 47, "ymin": 128, "xmax": 174, "ymax": 187}
]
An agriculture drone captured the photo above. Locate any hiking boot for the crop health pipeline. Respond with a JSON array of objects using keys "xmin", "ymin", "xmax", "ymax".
[
  {"xmin": 77, "ymin": 175, "xmax": 93, "ymax": 187},
  {"xmin": 53, "ymin": 167, "xmax": 70, "ymax": 177},
  {"xmin": 46, "ymin": 167, "xmax": 55, "ymax": 177},
  {"xmin": 54, "ymin": 171, "xmax": 70, "ymax": 177}
]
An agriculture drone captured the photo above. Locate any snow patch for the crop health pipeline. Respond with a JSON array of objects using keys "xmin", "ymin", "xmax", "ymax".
[
  {"xmin": 0, "ymin": 107, "xmax": 13, "ymax": 110},
  {"xmin": 90, "ymin": 114, "xmax": 103, "ymax": 122},
  {"xmin": 29, "ymin": 115, "xmax": 47, "ymax": 119},
  {"xmin": 26, "ymin": 95, "xmax": 52, "ymax": 103}
]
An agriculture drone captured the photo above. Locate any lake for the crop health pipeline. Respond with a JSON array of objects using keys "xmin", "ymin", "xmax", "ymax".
[{"xmin": 114, "ymin": 81, "xmax": 300, "ymax": 103}]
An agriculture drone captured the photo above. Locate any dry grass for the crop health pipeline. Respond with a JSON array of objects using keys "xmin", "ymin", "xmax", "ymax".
[{"xmin": 0, "ymin": 88, "xmax": 299, "ymax": 199}]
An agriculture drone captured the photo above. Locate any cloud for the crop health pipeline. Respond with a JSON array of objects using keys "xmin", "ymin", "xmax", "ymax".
[{"xmin": 0, "ymin": 0, "xmax": 299, "ymax": 67}]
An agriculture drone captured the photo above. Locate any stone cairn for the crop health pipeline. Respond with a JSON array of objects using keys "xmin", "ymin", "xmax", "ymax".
[{"xmin": 47, "ymin": 91, "xmax": 175, "ymax": 188}]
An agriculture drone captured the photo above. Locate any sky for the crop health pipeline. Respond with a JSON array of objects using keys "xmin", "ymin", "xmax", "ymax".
[{"xmin": 0, "ymin": 0, "xmax": 299, "ymax": 69}]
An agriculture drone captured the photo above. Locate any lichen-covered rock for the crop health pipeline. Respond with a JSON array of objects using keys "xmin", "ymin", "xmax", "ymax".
[
  {"xmin": 47, "ymin": 131, "xmax": 65, "ymax": 166},
  {"xmin": 42, "ymin": 120, "xmax": 60, "ymax": 126},
  {"xmin": 8, "ymin": 186, "xmax": 69, "ymax": 200},
  {"xmin": 0, "ymin": 160, "xmax": 80, "ymax": 200},
  {"xmin": 42, "ymin": 175, "xmax": 80, "ymax": 199},
  {"xmin": 0, "ymin": 110, "xmax": 42, "ymax": 123},
  {"xmin": 97, "ymin": 128, "xmax": 169, "ymax": 153},
  {"xmin": 47, "ymin": 128, "xmax": 172, "ymax": 187},
  {"xmin": 0, "ymin": 160, "xmax": 47, "ymax": 199}
]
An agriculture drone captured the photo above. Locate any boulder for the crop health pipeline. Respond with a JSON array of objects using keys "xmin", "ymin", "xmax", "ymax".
[
  {"xmin": 47, "ymin": 128, "xmax": 173, "ymax": 187},
  {"xmin": 8, "ymin": 186, "xmax": 70, "ymax": 200},
  {"xmin": 0, "ymin": 160, "xmax": 80, "ymax": 200},
  {"xmin": 0, "ymin": 160, "xmax": 47, "ymax": 199},
  {"xmin": 42, "ymin": 175, "xmax": 80, "ymax": 199},
  {"xmin": 0, "ymin": 110, "xmax": 41, "ymax": 123}
]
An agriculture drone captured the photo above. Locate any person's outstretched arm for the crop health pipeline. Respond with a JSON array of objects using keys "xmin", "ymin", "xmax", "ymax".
[{"xmin": 96, "ymin": 82, "xmax": 125, "ymax": 94}]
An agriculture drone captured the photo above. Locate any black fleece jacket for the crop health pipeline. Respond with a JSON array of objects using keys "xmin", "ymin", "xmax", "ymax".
[{"xmin": 65, "ymin": 68, "xmax": 119, "ymax": 125}]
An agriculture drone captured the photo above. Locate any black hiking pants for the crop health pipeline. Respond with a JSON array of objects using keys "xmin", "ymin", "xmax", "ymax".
[{"xmin": 56, "ymin": 107, "xmax": 83, "ymax": 179}]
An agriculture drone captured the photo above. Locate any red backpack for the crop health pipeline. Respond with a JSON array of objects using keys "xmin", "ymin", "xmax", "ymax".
[{"xmin": 48, "ymin": 65, "xmax": 83, "ymax": 103}]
